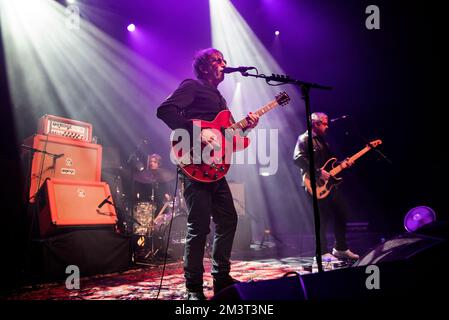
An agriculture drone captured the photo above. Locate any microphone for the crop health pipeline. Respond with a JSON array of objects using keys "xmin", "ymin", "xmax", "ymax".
[
  {"xmin": 98, "ymin": 195, "xmax": 112, "ymax": 209},
  {"xmin": 330, "ymin": 115, "xmax": 350, "ymax": 123},
  {"xmin": 223, "ymin": 66, "xmax": 256, "ymax": 74}
]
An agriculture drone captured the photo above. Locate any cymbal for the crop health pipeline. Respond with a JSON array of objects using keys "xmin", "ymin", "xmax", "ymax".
[{"xmin": 133, "ymin": 168, "xmax": 176, "ymax": 184}]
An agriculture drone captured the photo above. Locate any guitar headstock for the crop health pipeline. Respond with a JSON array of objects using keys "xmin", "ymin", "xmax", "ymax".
[
  {"xmin": 369, "ymin": 139, "xmax": 382, "ymax": 148},
  {"xmin": 275, "ymin": 92, "xmax": 290, "ymax": 106}
]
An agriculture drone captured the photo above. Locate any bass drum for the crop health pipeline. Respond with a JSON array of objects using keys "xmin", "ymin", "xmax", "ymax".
[{"xmin": 153, "ymin": 213, "xmax": 187, "ymax": 260}]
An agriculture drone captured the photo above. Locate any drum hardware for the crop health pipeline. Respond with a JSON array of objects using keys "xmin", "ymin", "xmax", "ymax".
[
  {"xmin": 130, "ymin": 164, "xmax": 189, "ymax": 263},
  {"xmin": 133, "ymin": 168, "xmax": 176, "ymax": 184}
]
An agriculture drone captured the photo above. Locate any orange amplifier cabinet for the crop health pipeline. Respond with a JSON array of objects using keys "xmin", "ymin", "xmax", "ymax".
[
  {"xmin": 24, "ymin": 134, "xmax": 102, "ymax": 202},
  {"xmin": 38, "ymin": 179, "xmax": 117, "ymax": 237},
  {"xmin": 38, "ymin": 114, "xmax": 93, "ymax": 142}
]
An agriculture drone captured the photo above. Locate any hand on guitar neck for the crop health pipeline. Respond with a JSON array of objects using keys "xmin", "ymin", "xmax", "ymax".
[
  {"xmin": 319, "ymin": 157, "xmax": 354, "ymax": 182},
  {"xmin": 340, "ymin": 157, "xmax": 355, "ymax": 169},
  {"xmin": 200, "ymin": 112, "xmax": 260, "ymax": 150},
  {"xmin": 304, "ymin": 139, "xmax": 382, "ymax": 199},
  {"xmin": 245, "ymin": 111, "xmax": 260, "ymax": 130}
]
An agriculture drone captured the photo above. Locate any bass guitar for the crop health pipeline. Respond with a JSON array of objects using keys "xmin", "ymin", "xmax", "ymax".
[{"xmin": 303, "ymin": 139, "xmax": 382, "ymax": 199}]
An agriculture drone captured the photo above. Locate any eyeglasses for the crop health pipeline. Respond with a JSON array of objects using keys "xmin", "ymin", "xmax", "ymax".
[{"xmin": 210, "ymin": 57, "xmax": 227, "ymax": 65}]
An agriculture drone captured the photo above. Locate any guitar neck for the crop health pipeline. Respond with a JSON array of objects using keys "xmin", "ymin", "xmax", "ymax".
[
  {"xmin": 329, "ymin": 145, "xmax": 374, "ymax": 176},
  {"xmin": 230, "ymin": 99, "xmax": 279, "ymax": 130}
]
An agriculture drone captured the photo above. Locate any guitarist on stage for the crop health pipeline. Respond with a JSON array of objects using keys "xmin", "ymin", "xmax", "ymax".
[
  {"xmin": 156, "ymin": 48, "xmax": 259, "ymax": 300},
  {"xmin": 293, "ymin": 112, "xmax": 359, "ymax": 261}
]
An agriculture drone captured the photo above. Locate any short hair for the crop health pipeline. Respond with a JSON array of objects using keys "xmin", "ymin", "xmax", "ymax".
[
  {"xmin": 192, "ymin": 48, "xmax": 223, "ymax": 79},
  {"xmin": 311, "ymin": 112, "xmax": 328, "ymax": 125},
  {"xmin": 148, "ymin": 153, "xmax": 162, "ymax": 167}
]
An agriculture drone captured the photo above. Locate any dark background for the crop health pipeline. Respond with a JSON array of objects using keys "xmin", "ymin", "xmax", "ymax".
[{"xmin": 0, "ymin": 0, "xmax": 443, "ymax": 289}]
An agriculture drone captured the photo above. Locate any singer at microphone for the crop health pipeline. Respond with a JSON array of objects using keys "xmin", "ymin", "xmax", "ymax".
[{"xmin": 223, "ymin": 66, "xmax": 256, "ymax": 74}]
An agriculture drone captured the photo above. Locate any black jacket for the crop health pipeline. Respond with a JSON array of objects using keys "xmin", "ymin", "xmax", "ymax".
[
  {"xmin": 156, "ymin": 79, "xmax": 228, "ymax": 135},
  {"xmin": 293, "ymin": 131, "xmax": 334, "ymax": 183}
]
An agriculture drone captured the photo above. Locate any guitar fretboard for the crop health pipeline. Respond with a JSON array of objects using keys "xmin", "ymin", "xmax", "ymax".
[
  {"xmin": 330, "ymin": 144, "xmax": 374, "ymax": 176},
  {"xmin": 229, "ymin": 99, "xmax": 279, "ymax": 130}
]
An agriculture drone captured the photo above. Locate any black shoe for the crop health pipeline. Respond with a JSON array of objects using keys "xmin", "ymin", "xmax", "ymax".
[
  {"xmin": 187, "ymin": 290, "xmax": 206, "ymax": 300},
  {"xmin": 213, "ymin": 277, "xmax": 240, "ymax": 295}
]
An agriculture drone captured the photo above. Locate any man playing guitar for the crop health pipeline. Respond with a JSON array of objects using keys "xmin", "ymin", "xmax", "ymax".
[
  {"xmin": 293, "ymin": 112, "xmax": 360, "ymax": 261},
  {"xmin": 157, "ymin": 48, "xmax": 259, "ymax": 300}
]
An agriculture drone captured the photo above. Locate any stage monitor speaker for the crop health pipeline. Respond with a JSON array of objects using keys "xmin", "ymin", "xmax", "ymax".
[
  {"xmin": 213, "ymin": 263, "xmax": 445, "ymax": 301},
  {"xmin": 353, "ymin": 222, "xmax": 448, "ymax": 267},
  {"xmin": 215, "ymin": 223, "xmax": 449, "ymax": 301},
  {"xmin": 38, "ymin": 178, "xmax": 117, "ymax": 237},
  {"xmin": 23, "ymin": 134, "xmax": 102, "ymax": 202},
  {"xmin": 212, "ymin": 273, "xmax": 306, "ymax": 300}
]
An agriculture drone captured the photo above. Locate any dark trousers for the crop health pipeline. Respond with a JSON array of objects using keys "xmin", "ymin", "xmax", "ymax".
[
  {"xmin": 314, "ymin": 190, "xmax": 348, "ymax": 253},
  {"xmin": 183, "ymin": 176, "xmax": 238, "ymax": 291}
]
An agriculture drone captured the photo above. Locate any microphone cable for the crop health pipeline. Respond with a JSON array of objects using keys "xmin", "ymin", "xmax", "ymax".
[{"xmin": 155, "ymin": 167, "xmax": 180, "ymax": 300}]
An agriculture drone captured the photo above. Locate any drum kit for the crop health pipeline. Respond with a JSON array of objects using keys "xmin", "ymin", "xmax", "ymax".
[{"xmin": 111, "ymin": 166, "xmax": 188, "ymax": 262}]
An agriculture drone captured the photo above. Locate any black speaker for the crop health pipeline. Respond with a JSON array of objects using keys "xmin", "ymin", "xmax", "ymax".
[
  {"xmin": 212, "ymin": 273, "xmax": 306, "ymax": 300},
  {"xmin": 29, "ymin": 229, "xmax": 131, "ymax": 282},
  {"xmin": 213, "ymin": 223, "xmax": 449, "ymax": 300},
  {"xmin": 354, "ymin": 221, "xmax": 448, "ymax": 267}
]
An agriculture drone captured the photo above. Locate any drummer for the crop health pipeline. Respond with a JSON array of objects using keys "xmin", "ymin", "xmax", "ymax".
[{"xmin": 133, "ymin": 153, "xmax": 174, "ymax": 218}]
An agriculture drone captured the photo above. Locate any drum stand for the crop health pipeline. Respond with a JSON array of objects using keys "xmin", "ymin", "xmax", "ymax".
[{"xmin": 143, "ymin": 186, "xmax": 160, "ymax": 260}]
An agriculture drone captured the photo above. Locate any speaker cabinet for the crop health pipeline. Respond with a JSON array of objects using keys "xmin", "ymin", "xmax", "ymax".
[
  {"xmin": 38, "ymin": 178, "xmax": 116, "ymax": 237},
  {"xmin": 24, "ymin": 134, "xmax": 102, "ymax": 202},
  {"xmin": 212, "ymin": 274, "xmax": 306, "ymax": 300},
  {"xmin": 353, "ymin": 226, "xmax": 447, "ymax": 267},
  {"xmin": 215, "ymin": 224, "xmax": 449, "ymax": 300}
]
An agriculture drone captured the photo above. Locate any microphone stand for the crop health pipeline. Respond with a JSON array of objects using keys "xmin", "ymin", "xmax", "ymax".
[
  {"xmin": 19, "ymin": 143, "xmax": 65, "ymax": 275},
  {"xmin": 20, "ymin": 144, "xmax": 64, "ymax": 168},
  {"xmin": 241, "ymin": 72, "xmax": 332, "ymax": 273}
]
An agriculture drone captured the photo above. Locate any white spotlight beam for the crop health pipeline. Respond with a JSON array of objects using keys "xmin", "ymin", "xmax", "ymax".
[
  {"xmin": 209, "ymin": 0, "xmax": 313, "ymax": 235},
  {"xmin": 0, "ymin": 0, "xmax": 178, "ymax": 150}
]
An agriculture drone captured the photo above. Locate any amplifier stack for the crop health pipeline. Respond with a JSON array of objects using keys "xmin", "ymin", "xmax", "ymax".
[{"xmin": 23, "ymin": 114, "xmax": 117, "ymax": 237}]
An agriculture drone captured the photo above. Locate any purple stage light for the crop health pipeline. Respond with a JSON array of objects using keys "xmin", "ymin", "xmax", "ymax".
[
  {"xmin": 404, "ymin": 206, "xmax": 436, "ymax": 232},
  {"xmin": 127, "ymin": 24, "xmax": 136, "ymax": 32},
  {"xmin": 274, "ymin": 30, "xmax": 280, "ymax": 36}
]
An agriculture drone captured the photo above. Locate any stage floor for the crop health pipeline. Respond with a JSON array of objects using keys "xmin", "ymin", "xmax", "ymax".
[
  {"xmin": 5, "ymin": 254, "xmax": 354, "ymax": 300},
  {"xmin": 4, "ymin": 232, "xmax": 382, "ymax": 300}
]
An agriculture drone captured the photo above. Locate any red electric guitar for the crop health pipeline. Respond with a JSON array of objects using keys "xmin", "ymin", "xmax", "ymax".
[{"xmin": 171, "ymin": 92, "xmax": 290, "ymax": 183}]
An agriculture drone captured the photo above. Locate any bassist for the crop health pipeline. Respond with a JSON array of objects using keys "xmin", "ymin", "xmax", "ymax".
[{"xmin": 293, "ymin": 112, "xmax": 359, "ymax": 261}]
